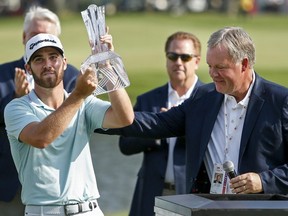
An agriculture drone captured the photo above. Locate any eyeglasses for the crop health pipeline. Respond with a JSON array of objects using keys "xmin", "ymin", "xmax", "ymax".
[{"xmin": 166, "ymin": 52, "xmax": 198, "ymax": 62}]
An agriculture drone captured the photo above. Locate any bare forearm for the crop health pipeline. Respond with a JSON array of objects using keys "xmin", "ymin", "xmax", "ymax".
[
  {"xmin": 19, "ymin": 67, "xmax": 98, "ymax": 148},
  {"xmin": 20, "ymin": 92, "xmax": 84, "ymax": 148},
  {"xmin": 103, "ymin": 88, "xmax": 134, "ymax": 128}
]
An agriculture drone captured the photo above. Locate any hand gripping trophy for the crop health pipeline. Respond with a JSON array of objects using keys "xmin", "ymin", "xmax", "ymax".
[{"xmin": 81, "ymin": 4, "xmax": 130, "ymax": 96}]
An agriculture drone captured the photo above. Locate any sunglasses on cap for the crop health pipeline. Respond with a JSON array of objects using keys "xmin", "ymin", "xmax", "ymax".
[{"xmin": 166, "ymin": 52, "xmax": 198, "ymax": 62}]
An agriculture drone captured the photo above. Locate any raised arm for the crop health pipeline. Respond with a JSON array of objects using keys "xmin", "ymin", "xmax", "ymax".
[
  {"xmin": 102, "ymin": 88, "xmax": 134, "ymax": 129},
  {"xmin": 18, "ymin": 68, "xmax": 97, "ymax": 148}
]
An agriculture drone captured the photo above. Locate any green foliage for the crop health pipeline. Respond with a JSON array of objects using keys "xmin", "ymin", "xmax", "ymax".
[{"xmin": 1, "ymin": 12, "xmax": 287, "ymax": 104}]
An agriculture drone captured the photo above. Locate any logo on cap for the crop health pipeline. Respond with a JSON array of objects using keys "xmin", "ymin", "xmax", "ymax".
[
  {"xmin": 29, "ymin": 39, "xmax": 58, "ymax": 50},
  {"xmin": 25, "ymin": 33, "xmax": 64, "ymax": 64}
]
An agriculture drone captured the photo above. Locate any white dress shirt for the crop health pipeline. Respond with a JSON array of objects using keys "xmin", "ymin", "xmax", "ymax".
[{"xmin": 204, "ymin": 71, "xmax": 255, "ymax": 193}]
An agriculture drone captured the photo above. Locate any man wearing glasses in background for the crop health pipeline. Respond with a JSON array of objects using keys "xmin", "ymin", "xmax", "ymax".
[{"xmin": 117, "ymin": 31, "xmax": 203, "ymax": 216}]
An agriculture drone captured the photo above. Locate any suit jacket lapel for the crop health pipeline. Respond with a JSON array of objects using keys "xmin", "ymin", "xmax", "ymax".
[
  {"xmin": 200, "ymin": 91, "xmax": 224, "ymax": 157},
  {"xmin": 239, "ymin": 74, "xmax": 265, "ymax": 163},
  {"xmin": 158, "ymin": 84, "xmax": 169, "ymax": 110}
]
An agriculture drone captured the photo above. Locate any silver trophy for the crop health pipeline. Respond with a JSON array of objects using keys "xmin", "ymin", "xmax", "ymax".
[{"xmin": 81, "ymin": 4, "xmax": 130, "ymax": 96}]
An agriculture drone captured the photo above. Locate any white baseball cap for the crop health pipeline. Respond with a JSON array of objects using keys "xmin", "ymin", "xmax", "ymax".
[{"xmin": 25, "ymin": 33, "xmax": 64, "ymax": 63}]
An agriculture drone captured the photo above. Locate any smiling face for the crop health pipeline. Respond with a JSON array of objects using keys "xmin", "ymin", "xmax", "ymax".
[
  {"xmin": 206, "ymin": 45, "xmax": 251, "ymax": 102},
  {"xmin": 206, "ymin": 27, "xmax": 255, "ymax": 102},
  {"xmin": 25, "ymin": 47, "xmax": 67, "ymax": 89}
]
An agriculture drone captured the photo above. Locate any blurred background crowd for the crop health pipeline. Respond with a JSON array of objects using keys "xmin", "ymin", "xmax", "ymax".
[{"xmin": 1, "ymin": 0, "xmax": 288, "ymax": 17}]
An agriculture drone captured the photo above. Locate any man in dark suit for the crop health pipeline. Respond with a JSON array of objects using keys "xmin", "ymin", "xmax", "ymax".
[
  {"xmin": 96, "ymin": 27, "xmax": 288, "ymax": 196},
  {"xmin": 0, "ymin": 6, "xmax": 79, "ymax": 215},
  {"xmin": 118, "ymin": 32, "xmax": 203, "ymax": 216}
]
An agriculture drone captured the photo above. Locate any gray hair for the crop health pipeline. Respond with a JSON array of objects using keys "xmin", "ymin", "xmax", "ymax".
[
  {"xmin": 23, "ymin": 6, "xmax": 61, "ymax": 36},
  {"xmin": 207, "ymin": 27, "xmax": 255, "ymax": 67}
]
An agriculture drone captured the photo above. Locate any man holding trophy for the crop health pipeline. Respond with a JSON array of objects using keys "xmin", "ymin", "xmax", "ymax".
[{"xmin": 4, "ymin": 5, "xmax": 133, "ymax": 216}]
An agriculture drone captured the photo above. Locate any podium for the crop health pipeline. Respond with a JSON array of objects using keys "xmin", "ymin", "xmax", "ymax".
[{"xmin": 154, "ymin": 194, "xmax": 288, "ymax": 216}]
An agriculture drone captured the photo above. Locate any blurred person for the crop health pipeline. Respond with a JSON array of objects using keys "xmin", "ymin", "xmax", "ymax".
[
  {"xmin": 96, "ymin": 26, "xmax": 288, "ymax": 196},
  {"xmin": 118, "ymin": 31, "xmax": 203, "ymax": 216},
  {"xmin": 0, "ymin": 6, "xmax": 79, "ymax": 216},
  {"xmin": 4, "ymin": 33, "xmax": 134, "ymax": 216},
  {"xmin": 240, "ymin": 0, "xmax": 257, "ymax": 15}
]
